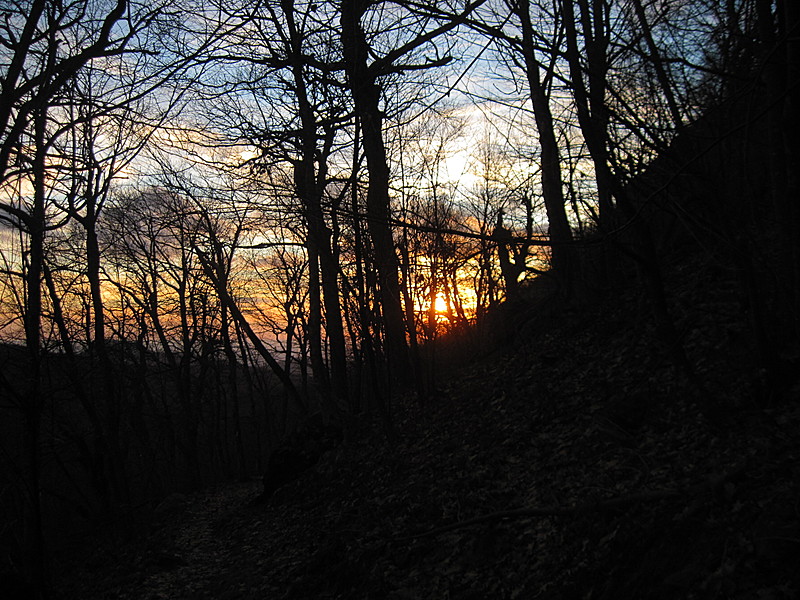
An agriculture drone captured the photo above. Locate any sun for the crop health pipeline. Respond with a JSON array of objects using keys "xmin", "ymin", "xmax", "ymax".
[{"xmin": 433, "ymin": 295, "xmax": 448, "ymax": 313}]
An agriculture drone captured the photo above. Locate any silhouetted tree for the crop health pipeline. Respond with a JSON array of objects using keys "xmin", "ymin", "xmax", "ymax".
[{"xmin": 340, "ymin": 0, "xmax": 488, "ymax": 387}]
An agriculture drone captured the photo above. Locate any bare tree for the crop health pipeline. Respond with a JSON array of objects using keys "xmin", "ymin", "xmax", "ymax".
[
  {"xmin": 191, "ymin": 0, "xmax": 352, "ymax": 416},
  {"xmin": 504, "ymin": 0, "xmax": 576, "ymax": 295},
  {"xmin": 340, "ymin": 0, "xmax": 488, "ymax": 385},
  {"xmin": 0, "ymin": 1, "xmax": 150, "ymax": 593}
]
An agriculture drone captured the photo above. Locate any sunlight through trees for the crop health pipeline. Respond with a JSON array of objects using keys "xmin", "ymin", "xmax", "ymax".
[{"xmin": 2, "ymin": 0, "xmax": 797, "ymax": 595}]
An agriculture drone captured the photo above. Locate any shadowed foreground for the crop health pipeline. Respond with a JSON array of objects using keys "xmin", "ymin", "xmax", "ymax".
[{"xmin": 54, "ymin": 266, "xmax": 800, "ymax": 599}]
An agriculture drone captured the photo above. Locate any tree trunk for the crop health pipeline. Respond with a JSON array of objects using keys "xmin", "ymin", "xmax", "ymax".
[
  {"xmin": 283, "ymin": 0, "xmax": 349, "ymax": 410},
  {"xmin": 23, "ymin": 105, "xmax": 48, "ymax": 600},
  {"xmin": 341, "ymin": 0, "xmax": 409, "ymax": 382},
  {"xmin": 514, "ymin": 0, "xmax": 576, "ymax": 296},
  {"xmin": 197, "ymin": 250, "xmax": 307, "ymax": 416},
  {"xmin": 85, "ymin": 210, "xmax": 131, "ymax": 503}
]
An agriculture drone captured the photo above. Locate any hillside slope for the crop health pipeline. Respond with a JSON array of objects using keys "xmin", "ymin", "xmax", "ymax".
[{"xmin": 53, "ymin": 256, "xmax": 800, "ymax": 599}]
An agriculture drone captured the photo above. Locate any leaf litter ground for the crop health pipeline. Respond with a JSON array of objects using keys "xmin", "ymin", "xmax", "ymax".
[{"xmin": 56, "ymin": 265, "xmax": 800, "ymax": 599}]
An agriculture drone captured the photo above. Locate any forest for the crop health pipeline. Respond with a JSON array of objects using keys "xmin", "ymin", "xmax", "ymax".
[{"xmin": 1, "ymin": 0, "xmax": 798, "ymax": 597}]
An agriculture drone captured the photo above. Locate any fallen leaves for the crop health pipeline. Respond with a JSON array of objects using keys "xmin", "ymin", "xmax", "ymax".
[{"xmin": 54, "ymin": 260, "xmax": 800, "ymax": 599}]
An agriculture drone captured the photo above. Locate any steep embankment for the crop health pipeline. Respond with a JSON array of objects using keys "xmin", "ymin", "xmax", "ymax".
[{"xmin": 55, "ymin": 259, "xmax": 799, "ymax": 599}]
